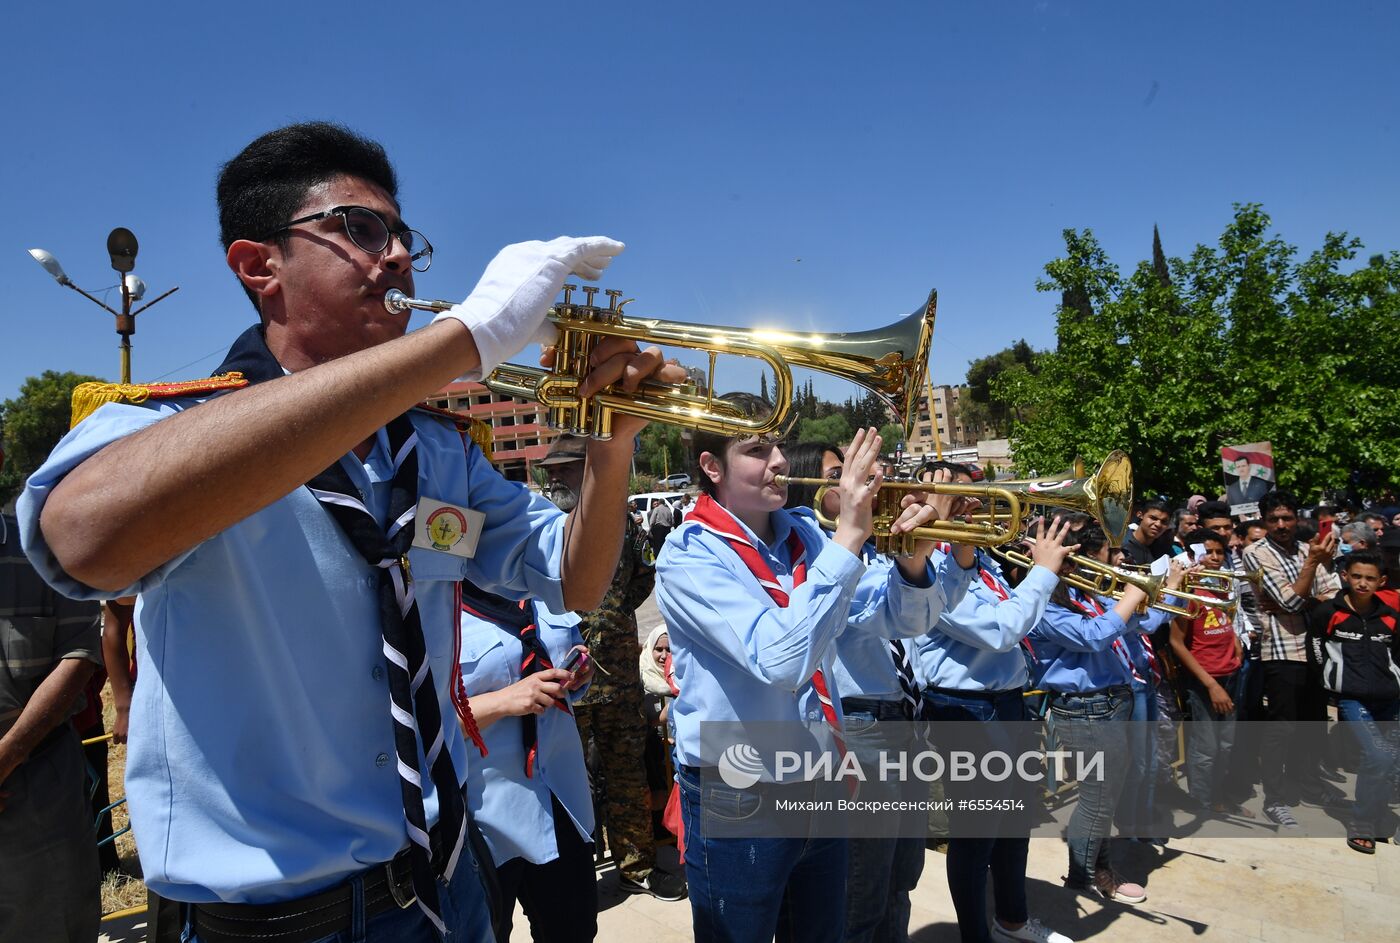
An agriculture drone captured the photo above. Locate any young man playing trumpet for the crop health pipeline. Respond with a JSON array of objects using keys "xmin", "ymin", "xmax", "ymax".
[
  {"xmin": 656, "ymin": 411, "xmax": 976, "ymax": 943},
  {"xmin": 19, "ymin": 121, "xmax": 683, "ymax": 942}
]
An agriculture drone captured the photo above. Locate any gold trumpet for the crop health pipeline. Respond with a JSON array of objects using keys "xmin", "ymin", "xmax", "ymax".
[
  {"xmin": 988, "ymin": 548, "xmax": 1234, "ymax": 618},
  {"xmin": 777, "ymin": 451, "xmax": 1135, "ymax": 555},
  {"xmin": 385, "ymin": 285, "xmax": 936, "ymax": 440},
  {"xmin": 914, "ymin": 452, "xmax": 1135, "ymax": 549},
  {"xmin": 1191, "ymin": 565, "xmax": 1265, "ymax": 586},
  {"xmin": 987, "ymin": 454, "xmax": 1135, "ymax": 548},
  {"xmin": 773, "ymin": 476, "xmax": 1027, "ymax": 554}
]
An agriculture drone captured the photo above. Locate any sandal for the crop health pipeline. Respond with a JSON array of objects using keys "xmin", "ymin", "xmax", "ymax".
[{"xmin": 1347, "ymin": 836, "xmax": 1376, "ymax": 855}]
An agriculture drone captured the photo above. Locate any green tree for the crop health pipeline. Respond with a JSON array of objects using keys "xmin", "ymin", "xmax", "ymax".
[
  {"xmin": 844, "ymin": 390, "xmax": 892, "ymax": 431},
  {"xmin": 636, "ymin": 423, "xmax": 687, "ymax": 479},
  {"xmin": 877, "ymin": 422, "xmax": 905, "ymax": 453},
  {"xmin": 964, "ymin": 340, "xmax": 1039, "ymax": 436},
  {"xmin": 996, "ymin": 206, "xmax": 1400, "ymax": 499},
  {"xmin": 1, "ymin": 371, "xmax": 102, "ymax": 506},
  {"xmin": 797, "ymin": 413, "xmax": 852, "ymax": 445}
]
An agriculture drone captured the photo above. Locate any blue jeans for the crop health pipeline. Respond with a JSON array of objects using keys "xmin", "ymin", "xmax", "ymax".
[
  {"xmin": 841, "ymin": 711, "xmax": 925, "ymax": 943},
  {"xmin": 678, "ymin": 766, "xmax": 848, "ymax": 943},
  {"xmin": 922, "ymin": 689, "xmax": 1031, "ymax": 943},
  {"xmin": 1114, "ymin": 684, "xmax": 1158, "ymax": 838},
  {"xmin": 182, "ymin": 846, "xmax": 495, "ymax": 943},
  {"xmin": 1336, "ymin": 698, "xmax": 1400, "ymax": 834},
  {"xmin": 1047, "ymin": 689, "xmax": 1131, "ymax": 886},
  {"xmin": 1184, "ymin": 673, "xmax": 1238, "ymax": 807}
]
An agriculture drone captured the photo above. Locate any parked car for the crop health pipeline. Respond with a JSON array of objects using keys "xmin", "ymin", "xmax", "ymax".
[
  {"xmin": 657, "ymin": 473, "xmax": 692, "ymax": 489},
  {"xmin": 630, "ymin": 492, "xmax": 687, "ymax": 519}
]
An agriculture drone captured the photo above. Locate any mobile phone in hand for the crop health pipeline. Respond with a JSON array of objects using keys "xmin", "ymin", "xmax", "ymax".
[{"xmin": 561, "ymin": 648, "xmax": 585, "ymax": 673}]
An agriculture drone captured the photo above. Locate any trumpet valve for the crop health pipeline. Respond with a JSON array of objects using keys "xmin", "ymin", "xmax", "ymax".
[
  {"xmin": 581, "ymin": 286, "xmax": 599, "ymax": 308},
  {"xmin": 561, "ymin": 283, "xmax": 577, "ymax": 306},
  {"xmin": 605, "ymin": 289, "xmax": 622, "ymax": 310}
]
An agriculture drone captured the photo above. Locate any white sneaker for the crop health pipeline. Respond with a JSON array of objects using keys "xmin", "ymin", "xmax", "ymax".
[{"xmin": 992, "ymin": 917, "xmax": 1075, "ymax": 943}]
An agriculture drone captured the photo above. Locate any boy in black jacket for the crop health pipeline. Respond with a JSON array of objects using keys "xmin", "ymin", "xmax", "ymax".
[{"xmin": 1308, "ymin": 551, "xmax": 1400, "ymax": 853}]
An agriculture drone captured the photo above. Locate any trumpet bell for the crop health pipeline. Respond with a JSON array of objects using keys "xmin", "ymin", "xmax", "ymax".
[
  {"xmin": 981, "ymin": 452, "xmax": 1134, "ymax": 548},
  {"xmin": 749, "ymin": 290, "xmax": 935, "ymax": 440}
]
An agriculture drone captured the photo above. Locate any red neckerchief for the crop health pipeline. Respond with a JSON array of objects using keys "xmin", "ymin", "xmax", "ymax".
[
  {"xmin": 663, "ymin": 651, "xmax": 680, "ymax": 697},
  {"xmin": 685, "ymin": 494, "xmax": 808, "ymax": 602},
  {"xmin": 684, "ymin": 495, "xmax": 846, "ymax": 758},
  {"xmin": 979, "ymin": 565, "xmax": 1011, "ymax": 601}
]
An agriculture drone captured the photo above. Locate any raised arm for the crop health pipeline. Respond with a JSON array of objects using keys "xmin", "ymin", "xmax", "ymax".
[{"xmin": 40, "ymin": 322, "xmax": 481, "ymax": 592}]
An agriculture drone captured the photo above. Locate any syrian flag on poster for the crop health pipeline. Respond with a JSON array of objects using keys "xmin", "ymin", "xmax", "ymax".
[{"xmin": 1221, "ymin": 441, "xmax": 1275, "ymax": 518}]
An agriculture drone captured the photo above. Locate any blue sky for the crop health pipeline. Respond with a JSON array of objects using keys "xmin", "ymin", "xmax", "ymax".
[{"xmin": 4, "ymin": 1, "xmax": 1396, "ymax": 409}]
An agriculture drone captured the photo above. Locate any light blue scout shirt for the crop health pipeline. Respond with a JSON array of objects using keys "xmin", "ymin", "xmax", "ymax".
[
  {"xmin": 18, "ymin": 398, "xmax": 567, "ymax": 904},
  {"xmin": 822, "ymin": 523, "xmax": 976, "ymax": 701},
  {"xmin": 1028, "ymin": 588, "xmax": 1171, "ymax": 694},
  {"xmin": 656, "ymin": 506, "xmax": 970, "ymax": 769},
  {"xmin": 916, "ymin": 549, "xmax": 1061, "ymax": 693},
  {"xmin": 458, "ymin": 603, "xmax": 593, "ymax": 867}
]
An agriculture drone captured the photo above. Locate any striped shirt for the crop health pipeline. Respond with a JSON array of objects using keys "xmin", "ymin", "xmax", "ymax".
[
  {"xmin": 1, "ymin": 514, "xmax": 101, "ymax": 737},
  {"xmin": 1242, "ymin": 535, "xmax": 1341, "ymax": 663}
]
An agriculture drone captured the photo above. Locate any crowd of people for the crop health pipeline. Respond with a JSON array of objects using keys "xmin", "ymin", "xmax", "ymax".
[{"xmin": 1, "ymin": 118, "xmax": 1397, "ymax": 943}]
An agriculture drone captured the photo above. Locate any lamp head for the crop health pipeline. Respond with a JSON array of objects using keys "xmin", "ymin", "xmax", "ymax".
[
  {"xmin": 107, "ymin": 227, "xmax": 139, "ymax": 274},
  {"xmin": 28, "ymin": 248, "xmax": 72, "ymax": 286},
  {"xmin": 123, "ymin": 274, "xmax": 147, "ymax": 301}
]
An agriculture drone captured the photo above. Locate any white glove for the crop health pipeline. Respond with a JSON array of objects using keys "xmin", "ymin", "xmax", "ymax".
[{"xmin": 438, "ymin": 235, "xmax": 625, "ymax": 380}]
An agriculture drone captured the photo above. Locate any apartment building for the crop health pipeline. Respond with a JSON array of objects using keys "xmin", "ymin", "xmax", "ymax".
[
  {"xmin": 903, "ymin": 384, "xmax": 985, "ymax": 454},
  {"xmin": 424, "ymin": 380, "xmax": 554, "ymax": 481}
]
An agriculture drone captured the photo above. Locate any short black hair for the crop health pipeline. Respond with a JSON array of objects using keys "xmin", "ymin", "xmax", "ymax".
[
  {"xmin": 1342, "ymin": 550, "xmax": 1385, "ymax": 574},
  {"xmin": 691, "ymin": 394, "xmax": 778, "ymax": 497},
  {"xmin": 217, "ymin": 122, "xmax": 399, "ymax": 312},
  {"xmin": 1138, "ymin": 497, "xmax": 1170, "ymax": 516},
  {"xmin": 1236, "ymin": 519, "xmax": 1267, "ymax": 537},
  {"xmin": 1182, "ymin": 528, "xmax": 1228, "ymax": 550},
  {"xmin": 1197, "ymin": 500, "xmax": 1232, "ymax": 522},
  {"xmin": 782, "ymin": 440, "xmax": 843, "ymax": 513},
  {"xmin": 1259, "ymin": 490, "xmax": 1300, "ymax": 519}
]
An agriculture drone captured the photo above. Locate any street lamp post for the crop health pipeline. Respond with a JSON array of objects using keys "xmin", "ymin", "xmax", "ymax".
[{"xmin": 28, "ymin": 227, "xmax": 178, "ymax": 384}]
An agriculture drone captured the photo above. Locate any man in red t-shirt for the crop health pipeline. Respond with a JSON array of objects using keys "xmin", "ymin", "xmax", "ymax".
[{"xmin": 1171, "ymin": 529, "xmax": 1251, "ymax": 816}]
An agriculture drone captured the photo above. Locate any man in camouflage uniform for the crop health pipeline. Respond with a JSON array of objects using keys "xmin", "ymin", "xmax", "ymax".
[{"xmin": 538, "ymin": 437, "xmax": 687, "ymax": 901}]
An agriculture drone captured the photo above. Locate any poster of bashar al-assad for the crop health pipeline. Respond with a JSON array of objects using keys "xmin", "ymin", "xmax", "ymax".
[{"xmin": 1221, "ymin": 441, "xmax": 1275, "ymax": 516}]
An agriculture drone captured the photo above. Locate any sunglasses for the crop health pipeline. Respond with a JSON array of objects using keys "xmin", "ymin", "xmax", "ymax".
[{"xmin": 263, "ymin": 205, "xmax": 433, "ymax": 272}]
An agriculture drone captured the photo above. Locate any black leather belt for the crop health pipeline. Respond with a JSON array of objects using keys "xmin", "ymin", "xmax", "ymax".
[
  {"xmin": 191, "ymin": 847, "xmax": 419, "ymax": 943},
  {"xmin": 922, "ymin": 685, "xmax": 1020, "ymax": 701},
  {"xmin": 1051, "ymin": 684, "xmax": 1132, "ymax": 699},
  {"xmin": 841, "ymin": 696, "xmax": 909, "ymax": 721}
]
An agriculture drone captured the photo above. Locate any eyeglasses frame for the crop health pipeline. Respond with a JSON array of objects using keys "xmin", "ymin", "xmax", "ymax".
[{"xmin": 261, "ymin": 205, "xmax": 433, "ymax": 272}]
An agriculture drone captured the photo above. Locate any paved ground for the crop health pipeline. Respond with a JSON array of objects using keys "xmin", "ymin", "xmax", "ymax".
[{"xmin": 564, "ymin": 832, "xmax": 1399, "ymax": 943}]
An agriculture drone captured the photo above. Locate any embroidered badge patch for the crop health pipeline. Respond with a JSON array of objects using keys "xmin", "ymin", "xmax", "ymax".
[{"xmin": 413, "ymin": 497, "xmax": 485, "ymax": 558}]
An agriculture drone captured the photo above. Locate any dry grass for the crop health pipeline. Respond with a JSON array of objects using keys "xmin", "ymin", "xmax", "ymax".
[
  {"xmin": 101, "ymin": 869, "xmax": 148, "ymax": 913},
  {"xmin": 98, "ymin": 680, "xmax": 147, "ymax": 918}
]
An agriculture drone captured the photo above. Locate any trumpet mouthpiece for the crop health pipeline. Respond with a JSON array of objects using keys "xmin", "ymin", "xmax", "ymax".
[{"xmin": 383, "ymin": 289, "xmax": 411, "ymax": 315}]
